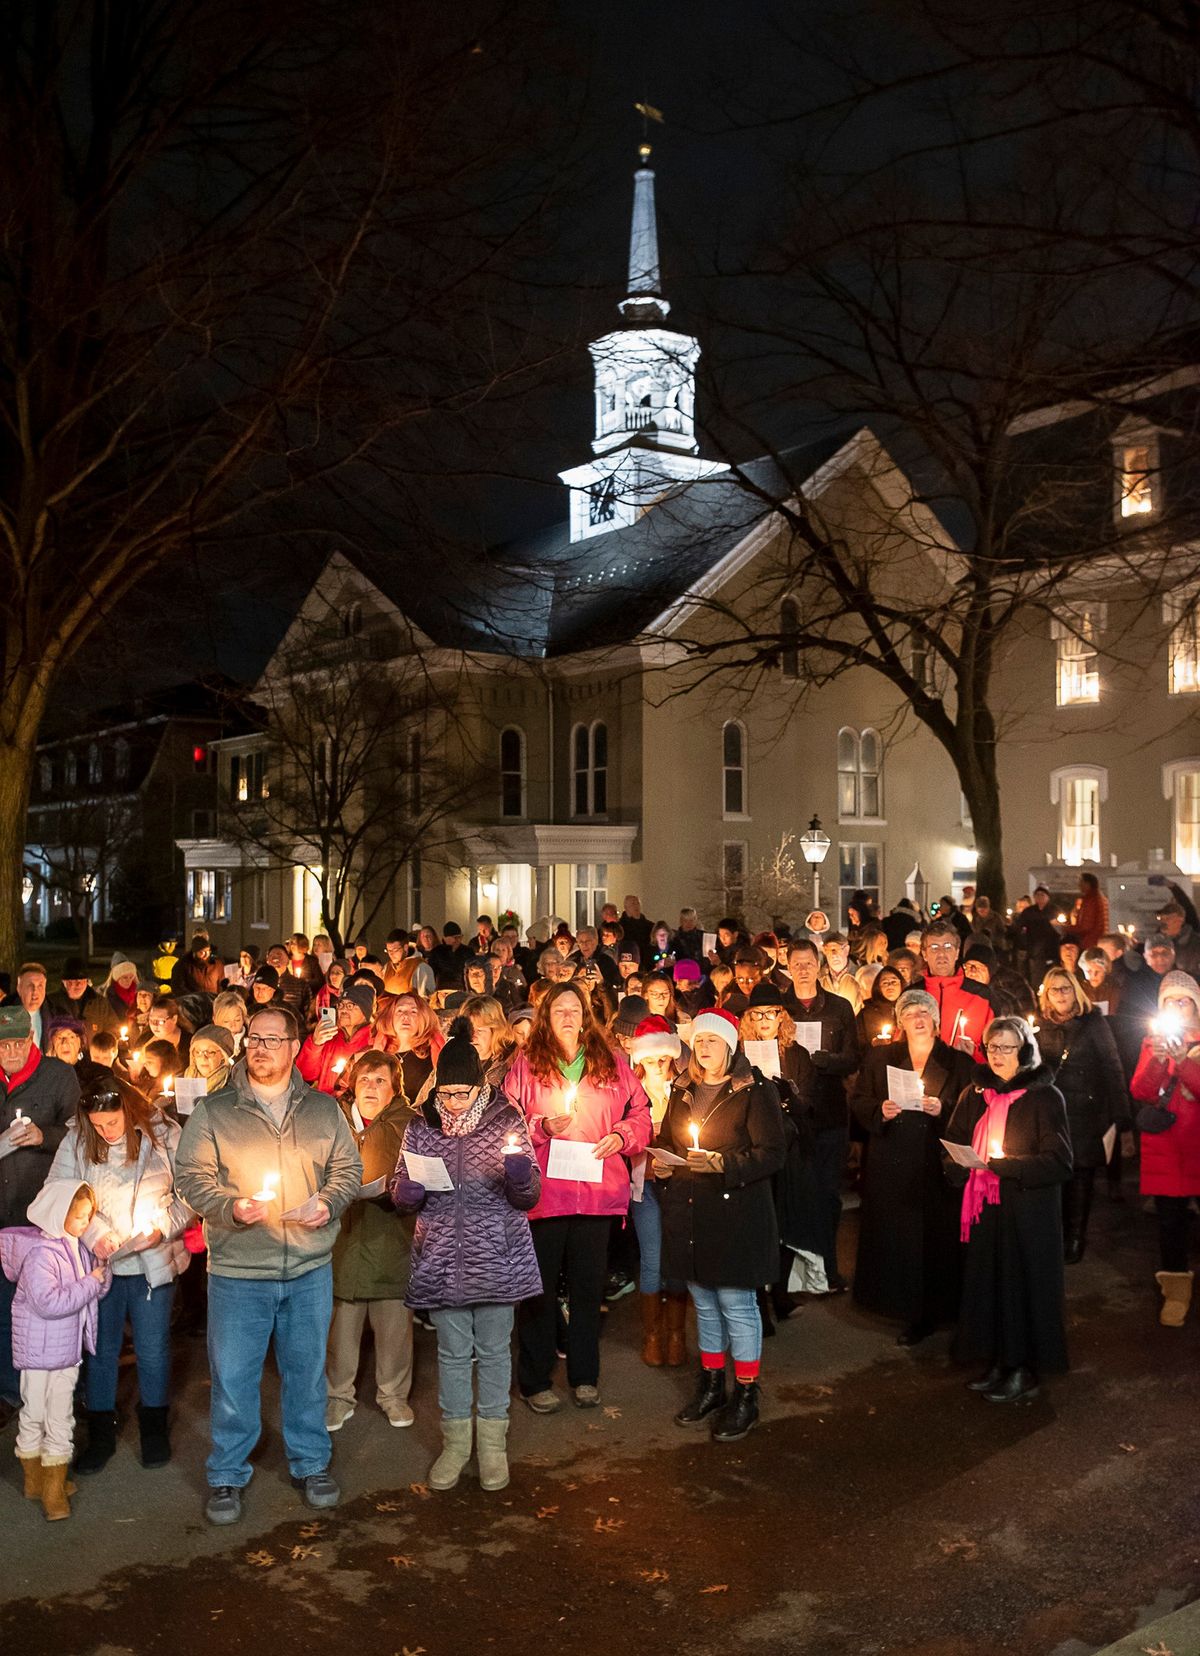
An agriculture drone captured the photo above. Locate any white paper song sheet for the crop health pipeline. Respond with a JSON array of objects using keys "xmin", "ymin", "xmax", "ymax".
[
  {"xmin": 886, "ymin": 1066, "xmax": 926, "ymax": 1110},
  {"xmin": 403, "ymin": 1151, "xmax": 454, "ymax": 1192},
  {"xmin": 940, "ymin": 1138, "xmax": 988, "ymax": 1171},
  {"xmin": 743, "ymin": 1038, "xmax": 781, "ymax": 1078},
  {"xmin": 793, "ymin": 1022, "xmax": 823, "ymax": 1054},
  {"xmin": 173, "ymin": 1077, "xmax": 207, "ymax": 1117},
  {"xmin": 702, "ymin": 932, "xmax": 718, "ymax": 958},
  {"xmin": 1102, "ymin": 1124, "xmax": 1117, "ymax": 1164},
  {"xmin": 358, "ymin": 1174, "xmax": 387, "ymax": 1200},
  {"xmin": 281, "ymin": 1191, "xmax": 326, "ymax": 1223},
  {"xmin": 546, "ymin": 1138, "xmax": 604, "ymax": 1183},
  {"xmin": 648, "ymin": 1145, "xmax": 688, "ymax": 1167}
]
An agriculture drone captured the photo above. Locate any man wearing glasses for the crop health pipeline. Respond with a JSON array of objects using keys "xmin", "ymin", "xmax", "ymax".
[
  {"xmin": 176, "ymin": 1005, "xmax": 362, "ymax": 1527},
  {"xmin": 0, "ymin": 1003, "xmax": 80, "ymax": 1424},
  {"xmin": 917, "ymin": 919, "xmax": 995, "ymax": 1059}
]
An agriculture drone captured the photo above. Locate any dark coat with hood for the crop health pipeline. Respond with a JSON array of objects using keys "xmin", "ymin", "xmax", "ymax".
[
  {"xmin": 656, "ymin": 1052, "xmax": 787, "ymax": 1289},
  {"xmin": 331, "ymin": 1092, "xmax": 414, "ymax": 1301},
  {"xmin": 851, "ymin": 1037, "xmax": 978, "ymax": 1324},
  {"xmin": 943, "ymin": 1050, "xmax": 1072, "ymax": 1373},
  {"xmin": 1035, "ymin": 1008, "xmax": 1126, "ymax": 1169}
]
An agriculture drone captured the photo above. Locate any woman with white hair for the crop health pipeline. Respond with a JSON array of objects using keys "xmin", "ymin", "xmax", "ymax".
[
  {"xmin": 1130, "ymin": 969, "xmax": 1200, "ymax": 1326},
  {"xmin": 943, "ymin": 1016, "xmax": 1072, "ymax": 1403},
  {"xmin": 851, "ymin": 988, "xmax": 977, "ymax": 1346}
]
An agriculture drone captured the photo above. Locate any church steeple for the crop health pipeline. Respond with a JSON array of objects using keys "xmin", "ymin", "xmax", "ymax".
[{"xmin": 619, "ymin": 144, "xmax": 669, "ymax": 324}]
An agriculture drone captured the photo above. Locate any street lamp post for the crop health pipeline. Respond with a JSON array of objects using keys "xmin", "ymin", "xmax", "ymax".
[{"xmin": 799, "ymin": 814, "xmax": 832, "ymax": 912}]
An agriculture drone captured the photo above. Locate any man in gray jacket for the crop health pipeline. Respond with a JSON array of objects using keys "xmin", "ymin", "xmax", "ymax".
[{"xmin": 176, "ymin": 1005, "xmax": 362, "ymax": 1526}]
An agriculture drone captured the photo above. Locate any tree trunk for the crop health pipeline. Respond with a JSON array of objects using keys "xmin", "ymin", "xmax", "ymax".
[
  {"xmin": 959, "ymin": 762, "xmax": 1006, "ymax": 911},
  {"xmin": 0, "ymin": 740, "xmax": 35, "ymax": 970}
]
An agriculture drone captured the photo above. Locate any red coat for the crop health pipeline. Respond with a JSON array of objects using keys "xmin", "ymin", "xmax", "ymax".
[
  {"xmin": 296, "ymin": 1024, "xmax": 372, "ymax": 1095},
  {"xmin": 918, "ymin": 972, "xmax": 993, "ymax": 1059},
  {"xmin": 1131, "ymin": 1038, "xmax": 1200, "ymax": 1195},
  {"xmin": 1072, "ymin": 890, "xmax": 1110, "ymax": 952}
]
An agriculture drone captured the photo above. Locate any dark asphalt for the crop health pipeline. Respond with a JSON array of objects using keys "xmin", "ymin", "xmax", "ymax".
[{"xmin": 5, "ymin": 1185, "xmax": 1200, "ymax": 1656}]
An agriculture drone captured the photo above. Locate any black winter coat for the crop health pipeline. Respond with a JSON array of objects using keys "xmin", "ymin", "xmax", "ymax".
[
  {"xmin": 1036, "ymin": 1010, "xmax": 1126, "ymax": 1168},
  {"xmin": 778, "ymin": 986, "xmax": 860, "ymax": 1132},
  {"xmin": 943, "ymin": 1065, "xmax": 1072, "ymax": 1373},
  {"xmin": 851, "ymin": 1039, "xmax": 978, "ymax": 1324},
  {"xmin": 0, "ymin": 1053, "xmax": 80, "ymax": 1226},
  {"xmin": 656, "ymin": 1055, "xmax": 787, "ymax": 1289}
]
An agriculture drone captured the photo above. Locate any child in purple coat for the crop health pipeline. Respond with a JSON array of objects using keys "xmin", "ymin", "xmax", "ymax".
[
  {"xmin": 391, "ymin": 1018, "xmax": 541, "ymax": 1494},
  {"xmin": 0, "ymin": 1178, "xmax": 111, "ymax": 1520}
]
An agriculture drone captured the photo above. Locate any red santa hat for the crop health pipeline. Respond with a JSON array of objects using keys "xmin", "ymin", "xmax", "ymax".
[
  {"xmin": 630, "ymin": 1015, "xmax": 682, "ymax": 1064},
  {"xmin": 691, "ymin": 1008, "xmax": 741, "ymax": 1053}
]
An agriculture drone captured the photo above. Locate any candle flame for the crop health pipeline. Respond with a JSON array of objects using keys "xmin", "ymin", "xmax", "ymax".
[
  {"xmin": 990, "ymin": 1140, "xmax": 1004, "ymax": 1159},
  {"xmin": 253, "ymin": 1170, "xmax": 280, "ymax": 1202},
  {"xmin": 688, "ymin": 1120, "xmax": 700, "ymax": 1151},
  {"xmin": 119, "ymin": 1025, "xmax": 129, "ymax": 1040},
  {"xmin": 563, "ymin": 1083, "xmax": 577, "ymax": 1115},
  {"xmin": 880, "ymin": 1024, "xmax": 892, "ymax": 1039},
  {"xmin": 332, "ymin": 1059, "xmax": 346, "ymax": 1075}
]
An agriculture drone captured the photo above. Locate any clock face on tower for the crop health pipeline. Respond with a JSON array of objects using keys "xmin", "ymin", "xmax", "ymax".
[{"xmin": 588, "ymin": 474, "xmax": 617, "ymax": 526}]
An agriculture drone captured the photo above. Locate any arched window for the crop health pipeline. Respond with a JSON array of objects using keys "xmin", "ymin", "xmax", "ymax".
[
  {"xmin": 1051, "ymin": 765, "xmax": 1106, "ymax": 865},
  {"xmin": 38, "ymin": 756, "xmax": 52, "ymax": 792},
  {"xmin": 344, "ymin": 603, "xmax": 363, "ymax": 638},
  {"xmin": 64, "ymin": 750, "xmax": 77, "ymax": 788},
  {"xmin": 780, "ymin": 599, "xmax": 800, "ymax": 681},
  {"xmin": 113, "ymin": 738, "xmax": 130, "ymax": 783},
  {"xmin": 500, "ymin": 727, "xmax": 525, "ymax": 818},
  {"xmin": 571, "ymin": 721, "xmax": 609, "ymax": 816},
  {"xmin": 837, "ymin": 728, "xmax": 883, "ymax": 820},
  {"xmin": 87, "ymin": 742, "xmax": 102, "ymax": 785},
  {"xmin": 722, "ymin": 720, "xmax": 747, "ymax": 816}
]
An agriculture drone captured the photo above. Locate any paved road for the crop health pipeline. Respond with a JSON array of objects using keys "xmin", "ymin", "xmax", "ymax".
[{"xmin": 4, "ymin": 1187, "xmax": 1200, "ymax": 1656}]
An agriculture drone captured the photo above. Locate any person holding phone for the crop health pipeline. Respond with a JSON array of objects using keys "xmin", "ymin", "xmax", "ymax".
[{"xmin": 1130, "ymin": 970, "xmax": 1200, "ymax": 1325}]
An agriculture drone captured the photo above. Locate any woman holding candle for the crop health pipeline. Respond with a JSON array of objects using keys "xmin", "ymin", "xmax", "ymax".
[
  {"xmin": 391, "ymin": 1020, "xmax": 541, "ymax": 1490},
  {"xmin": 857, "ymin": 966, "xmax": 905, "ymax": 1046},
  {"xmin": 503, "ymin": 981, "xmax": 652, "ymax": 1413},
  {"xmin": 629, "ymin": 1015, "xmax": 689, "ymax": 1367},
  {"xmin": 1130, "ymin": 970, "xmax": 1200, "ymax": 1324},
  {"xmin": 656, "ymin": 1007, "xmax": 787, "ymax": 1442},
  {"xmin": 851, "ymin": 989, "xmax": 976, "ymax": 1345},
  {"xmin": 48, "ymin": 1071, "xmax": 194, "ymax": 1472},
  {"xmin": 326, "ymin": 1051, "xmax": 416, "ymax": 1432},
  {"xmin": 1035, "ymin": 968, "xmax": 1125, "ymax": 1263},
  {"xmin": 943, "ymin": 1016, "xmax": 1072, "ymax": 1402}
]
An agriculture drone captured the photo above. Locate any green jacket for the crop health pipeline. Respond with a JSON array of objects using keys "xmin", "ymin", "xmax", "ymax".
[
  {"xmin": 331, "ymin": 1095, "xmax": 413, "ymax": 1301},
  {"xmin": 176, "ymin": 1062, "xmax": 362, "ymax": 1281}
]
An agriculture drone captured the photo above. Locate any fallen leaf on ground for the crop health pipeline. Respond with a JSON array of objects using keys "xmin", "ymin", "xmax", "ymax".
[
  {"xmin": 409, "ymin": 1483, "xmax": 430, "ymax": 1499},
  {"xmin": 375, "ymin": 1499, "xmax": 405, "ymax": 1513},
  {"xmin": 290, "ymin": 1544, "xmax": 320, "ymax": 1561},
  {"xmin": 586, "ymin": 1423, "xmax": 602, "ymax": 1433},
  {"xmin": 937, "ymin": 1536, "xmax": 979, "ymax": 1561},
  {"xmin": 536, "ymin": 1506, "xmax": 559, "ymax": 1519},
  {"xmin": 608, "ymin": 1496, "xmax": 621, "ymax": 1504},
  {"xmin": 1142, "ymin": 1644, "xmax": 1174, "ymax": 1655},
  {"xmin": 808, "ymin": 1384, "xmax": 834, "ymax": 1398},
  {"xmin": 245, "ymin": 1550, "xmax": 275, "ymax": 1568},
  {"xmin": 593, "ymin": 1517, "xmax": 624, "ymax": 1533},
  {"xmin": 603, "ymin": 1406, "xmax": 622, "ymax": 1419},
  {"xmin": 299, "ymin": 1521, "xmax": 324, "ymax": 1538},
  {"xmin": 700, "ymin": 1584, "xmax": 729, "ymax": 1595},
  {"xmin": 639, "ymin": 1568, "xmax": 669, "ymax": 1584},
  {"xmin": 1119, "ymin": 1442, "xmax": 1138, "ymax": 1453},
  {"xmin": 389, "ymin": 1555, "xmax": 416, "ymax": 1569},
  {"xmin": 564, "ymin": 1482, "xmax": 579, "ymax": 1491},
  {"xmin": 867, "ymin": 1406, "xmax": 877, "ymax": 1416},
  {"xmin": 396, "ymin": 1648, "xmax": 426, "ymax": 1656}
]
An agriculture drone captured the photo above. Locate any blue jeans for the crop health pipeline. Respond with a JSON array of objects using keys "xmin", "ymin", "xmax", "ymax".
[
  {"xmin": 206, "ymin": 1265, "xmax": 333, "ymax": 1489},
  {"xmin": 85, "ymin": 1275, "xmax": 175, "ymax": 1410},
  {"xmin": 429, "ymin": 1304, "xmax": 514, "ymax": 1420},
  {"xmin": 0, "ymin": 1274, "xmax": 19, "ymax": 1405},
  {"xmin": 630, "ymin": 1182, "xmax": 683, "ymax": 1295},
  {"xmin": 687, "ymin": 1283, "xmax": 761, "ymax": 1365}
]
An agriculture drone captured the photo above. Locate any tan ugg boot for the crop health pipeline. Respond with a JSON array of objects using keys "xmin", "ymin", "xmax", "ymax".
[
  {"xmin": 639, "ymin": 1293, "xmax": 665, "ymax": 1366},
  {"xmin": 18, "ymin": 1453, "xmax": 42, "ymax": 1500},
  {"xmin": 664, "ymin": 1292, "xmax": 689, "ymax": 1367},
  {"xmin": 40, "ymin": 1459, "xmax": 71, "ymax": 1521},
  {"xmin": 427, "ymin": 1418, "xmax": 473, "ymax": 1492},
  {"xmin": 1156, "ymin": 1270, "xmax": 1194, "ymax": 1326},
  {"xmin": 475, "ymin": 1416, "xmax": 509, "ymax": 1492}
]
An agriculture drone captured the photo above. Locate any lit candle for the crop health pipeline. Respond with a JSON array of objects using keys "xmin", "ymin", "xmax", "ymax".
[
  {"xmin": 132, "ymin": 1200, "xmax": 158, "ymax": 1239},
  {"xmin": 951, "ymin": 1010, "xmax": 966, "ymax": 1047},
  {"xmin": 879, "ymin": 1023, "xmax": 892, "ymax": 1040},
  {"xmin": 1056, "ymin": 912, "xmax": 1067, "ymax": 924},
  {"xmin": 119, "ymin": 1025, "xmax": 129, "ymax": 1041},
  {"xmin": 990, "ymin": 1140, "xmax": 1004, "ymax": 1159},
  {"xmin": 162, "ymin": 1075, "xmax": 174, "ymax": 1098},
  {"xmin": 132, "ymin": 1049, "xmax": 142, "ymax": 1066},
  {"xmin": 252, "ymin": 1170, "xmax": 280, "ymax": 1203},
  {"xmin": 563, "ymin": 1083, "xmax": 577, "ymax": 1117},
  {"xmin": 688, "ymin": 1121, "xmax": 700, "ymax": 1152},
  {"xmin": 502, "ymin": 1132, "xmax": 519, "ymax": 1156},
  {"xmin": 332, "ymin": 1058, "xmax": 346, "ymax": 1076},
  {"xmin": 292, "ymin": 962, "xmax": 301, "ymax": 977}
]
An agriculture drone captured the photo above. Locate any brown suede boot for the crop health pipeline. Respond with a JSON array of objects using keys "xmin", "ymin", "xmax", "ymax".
[
  {"xmin": 664, "ymin": 1292, "xmax": 689, "ymax": 1367},
  {"xmin": 639, "ymin": 1294, "xmax": 665, "ymax": 1366},
  {"xmin": 18, "ymin": 1454, "xmax": 42, "ymax": 1500},
  {"xmin": 40, "ymin": 1460, "xmax": 71, "ymax": 1521}
]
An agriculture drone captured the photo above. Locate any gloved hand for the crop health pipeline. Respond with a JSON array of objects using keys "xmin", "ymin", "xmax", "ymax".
[
  {"xmin": 502, "ymin": 1152, "xmax": 533, "ymax": 1185},
  {"xmin": 808, "ymin": 1049, "xmax": 835, "ymax": 1072},
  {"xmin": 1136, "ymin": 1104, "xmax": 1177, "ymax": 1134},
  {"xmin": 390, "ymin": 1175, "xmax": 427, "ymax": 1210}
]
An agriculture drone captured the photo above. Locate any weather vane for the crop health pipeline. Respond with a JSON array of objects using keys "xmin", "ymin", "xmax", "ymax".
[{"xmin": 634, "ymin": 100, "xmax": 664, "ymax": 162}]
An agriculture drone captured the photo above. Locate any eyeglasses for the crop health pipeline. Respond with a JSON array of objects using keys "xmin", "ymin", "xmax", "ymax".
[
  {"xmin": 926, "ymin": 942, "xmax": 958, "ymax": 953},
  {"xmin": 438, "ymin": 1087, "xmax": 477, "ymax": 1102},
  {"xmin": 245, "ymin": 1034, "xmax": 288, "ymax": 1051},
  {"xmin": 985, "ymin": 1043, "xmax": 1021, "ymax": 1056}
]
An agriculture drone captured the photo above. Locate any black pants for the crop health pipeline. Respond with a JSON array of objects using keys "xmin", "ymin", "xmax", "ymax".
[
  {"xmin": 518, "ymin": 1215, "xmax": 610, "ymax": 1395},
  {"xmin": 1155, "ymin": 1196, "xmax": 1194, "ymax": 1271},
  {"xmin": 813, "ymin": 1126, "xmax": 848, "ymax": 1285},
  {"xmin": 1062, "ymin": 1167, "xmax": 1095, "ymax": 1242}
]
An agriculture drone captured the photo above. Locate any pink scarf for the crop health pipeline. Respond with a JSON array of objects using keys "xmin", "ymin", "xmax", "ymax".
[{"xmin": 960, "ymin": 1087, "xmax": 1024, "ymax": 1242}]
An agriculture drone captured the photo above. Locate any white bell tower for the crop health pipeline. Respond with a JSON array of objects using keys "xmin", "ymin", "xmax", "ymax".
[{"xmin": 559, "ymin": 144, "xmax": 727, "ymax": 542}]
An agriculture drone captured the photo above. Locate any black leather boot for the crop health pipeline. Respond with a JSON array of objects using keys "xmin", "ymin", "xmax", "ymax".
[
  {"xmin": 138, "ymin": 1404, "xmax": 171, "ymax": 1468},
  {"xmin": 674, "ymin": 1366, "xmax": 727, "ymax": 1426},
  {"xmin": 984, "ymin": 1367, "xmax": 1040, "ymax": 1404},
  {"xmin": 75, "ymin": 1410, "xmax": 118, "ymax": 1475},
  {"xmin": 966, "ymin": 1363, "xmax": 1006, "ymax": 1393},
  {"xmin": 711, "ymin": 1381, "xmax": 760, "ymax": 1442}
]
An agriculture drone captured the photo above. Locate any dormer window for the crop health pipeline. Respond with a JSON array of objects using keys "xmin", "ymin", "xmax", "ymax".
[{"xmin": 1114, "ymin": 423, "xmax": 1160, "ymax": 522}]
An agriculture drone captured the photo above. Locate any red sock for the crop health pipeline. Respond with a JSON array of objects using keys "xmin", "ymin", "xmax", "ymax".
[
  {"xmin": 700, "ymin": 1350, "xmax": 726, "ymax": 1371},
  {"xmin": 733, "ymin": 1359, "xmax": 760, "ymax": 1385}
]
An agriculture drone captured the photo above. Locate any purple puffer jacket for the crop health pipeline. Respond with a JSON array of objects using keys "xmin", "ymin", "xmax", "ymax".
[
  {"xmin": 390, "ymin": 1092, "xmax": 543, "ymax": 1310},
  {"xmin": 0, "ymin": 1179, "xmax": 110, "ymax": 1370}
]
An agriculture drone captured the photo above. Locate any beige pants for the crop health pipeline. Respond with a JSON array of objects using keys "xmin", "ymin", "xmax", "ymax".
[
  {"xmin": 326, "ymin": 1297, "xmax": 413, "ymax": 1407},
  {"xmin": 16, "ymin": 1365, "xmax": 79, "ymax": 1463}
]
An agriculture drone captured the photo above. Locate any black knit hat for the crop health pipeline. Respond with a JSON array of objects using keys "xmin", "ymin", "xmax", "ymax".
[
  {"xmin": 435, "ymin": 1016, "xmax": 483, "ymax": 1087},
  {"xmin": 613, "ymin": 994, "xmax": 650, "ymax": 1036}
]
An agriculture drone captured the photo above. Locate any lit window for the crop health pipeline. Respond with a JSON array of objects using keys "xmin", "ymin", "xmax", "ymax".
[
  {"xmin": 721, "ymin": 841, "xmax": 746, "ymax": 917},
  {"xmin": 250, "ymin": 870, "xmax": 268, "ymax": 926},
  {"xmin": 838, "ymin": 843, "xmax": 881, "ymax": 927},
  {"xmin": 1163, "ymin": 762, "xmax": 1200, "ymax": 877},
  {"xmin": 499, "ymin": 727, "xmax": 525, "ymax": 818},
  {"xmin": 837, "ymin": 728, "xmax": 883, "ymax": 820},
  {"xmin": 230, "ymin": 755, "xmax": 246, "ymax": 802},
  {"xmin": 1052, "ymin": 610, "xmax": 1103, "ymax": 706},
  {"xmin": 187, "ymin": 869, "xmax": 232, "ymax": 922},
  {"xmin": 571, "ymin": 722, "xmax": 609, "ymax": 816},
  {"xmin": 572, "ymin": 863, "xmax": 608, "ymax": 931},
  {"xmin": 1120, "ymin": 444, "xmax": 1154, "ymax": 516},
  {"xmin": 722, "ymin": 721, "xmax": 746, "ymax": 816},
  {"xmin": 1051, "ymin": 765, "xmax": 1106, "ymax": 865},
  {"xmin": 1165, "ymin": 591, "xmax": 1200, "ymax": 695}
]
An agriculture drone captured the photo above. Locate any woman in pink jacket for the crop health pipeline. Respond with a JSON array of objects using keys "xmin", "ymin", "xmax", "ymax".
[{"xmin": 504, "ymin": 981, "xmax": 651, "ymax": 1413}]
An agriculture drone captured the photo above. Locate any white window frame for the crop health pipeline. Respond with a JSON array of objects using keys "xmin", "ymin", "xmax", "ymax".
[
  {"xmin": 1051, "ymin": 606, "xmax": 1104, "ymax": 706},
  {"xmin": 570, "ymin": 721, "xmax": 608, "ymax": 818},
  {"xmin": 249, "ymin": 869, "xmax": 268, "ymax": 928},
  {"xmin": 722, "ymin": 719, "xmax": 748, "ymax": 819},
  {"xmin": 113, "ymin": 738, "xmax": 129, "ymax": 784},
  {"xmin": 1164, "ymin": 588, "xmax": 1200, "ymax": 696},
  {"xmin": 64, "ymin": 750, "xmax": 77, "ymax": 788},
  {"xmin": 1050, "ymin": 764, "xmax": 1107, "ymax": 866},
  {"xmin": 38, "ymin": 757, "xmax": 52, "ymax": 793},
  {"xmin": 1114, "ymin": 423, "xmax": 1160, "ymax": 522},
  {"xmin": 572, "ymin": 863, "xmax": 608, "ymax": 931},
  {"xmin": 87, "ymin": 742, "xmax": 102, "ymax": 785},
  {"xmin": 188, "ymin": 869, "xmax": 232, "ymax": 923},
  {"xmin": 838, "ymin": 842, "xmax": 882, "ymax": 927},
  {"xmin": 1163, "ymin": 759, "xmax": 1200, "ymax": 877},
  {"xmin": 837, "ymin": 727, "xmax": 885, "ymax": 824},
  {"xmin": 499, "ymin": 726, "xmax": 526, "ymax": 819},
  {"xmin": 721, "ymin": 840, "xmax": 746, "ymax": 918}
]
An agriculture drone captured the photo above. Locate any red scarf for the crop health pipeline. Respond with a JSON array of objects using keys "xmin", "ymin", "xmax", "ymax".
[
  {"xmin": 2, "ymin": 1044, "xmax": 41, "ymax": 1097},
  {"xmin": 960, "ymin": 1086, "xmax": 1023, "ymax": 1241},
  {"xmin": 110, "ymin": 978, "xmax": 138, "ymax": 1009}
]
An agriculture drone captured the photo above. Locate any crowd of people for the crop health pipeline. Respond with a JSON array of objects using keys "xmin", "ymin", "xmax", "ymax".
[{"xmin": 1, "ymin": 872, "xmax": 1197, "ymax": 1525}]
